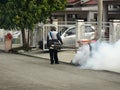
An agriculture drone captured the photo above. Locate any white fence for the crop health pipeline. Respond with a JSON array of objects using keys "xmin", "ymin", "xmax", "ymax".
[
  {"xmin": 1, "ymin": 20, "xmax": 119, "ymax": 51},
  {"xmin": 22, "ymin": 20, "xmax": 120, "ymax": 51},
  {"xmin": 35, "ymin": 24, "xmax": 75, "ymax": 51}
]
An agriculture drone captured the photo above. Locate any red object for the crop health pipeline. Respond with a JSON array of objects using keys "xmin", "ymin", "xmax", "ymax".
[
  {"xmin": 6, "ymin": 33, "xmax": 13, "ymax": 40},
  {"xmin": 77, "ymin": 39, "xmax": 96, "ymax": 44}
]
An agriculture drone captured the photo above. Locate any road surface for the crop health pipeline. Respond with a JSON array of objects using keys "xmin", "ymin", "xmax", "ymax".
[{"xmin": 0, "ymin": 52, "xmax": 120, "ymax": 90}]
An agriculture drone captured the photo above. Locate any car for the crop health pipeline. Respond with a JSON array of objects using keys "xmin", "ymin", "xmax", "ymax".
[
  {"xmin": 38, "ymin": 25, "xmax": 96, "ymax": 50},
  {"xmin": 60, "ymin": 25, "xmax": 96, "ymax": 47}
]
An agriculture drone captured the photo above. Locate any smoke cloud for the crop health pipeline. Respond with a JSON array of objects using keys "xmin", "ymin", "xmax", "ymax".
[{"xmin": 72, "ymin": 40, "xmax": 120, "ymax": 73}]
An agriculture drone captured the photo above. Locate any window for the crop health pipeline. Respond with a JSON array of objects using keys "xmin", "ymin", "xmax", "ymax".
[
  {"xmin": 85, "ymin": 26, "xmax": 95, "ymax": 32},
  {"xmin": 66, "ymin": 27, "xmax": 76, "ymax": 35}
]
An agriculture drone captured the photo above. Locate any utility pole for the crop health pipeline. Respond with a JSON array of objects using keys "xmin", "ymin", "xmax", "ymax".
[{"xmin": 96, "ymin": 0, "xmax": 103, "ymax": 40}]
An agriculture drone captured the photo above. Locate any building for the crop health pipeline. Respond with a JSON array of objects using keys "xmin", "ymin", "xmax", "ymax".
[{"xmin": 52, "ymin": 0, "xmax": 120, "ymax": 24}]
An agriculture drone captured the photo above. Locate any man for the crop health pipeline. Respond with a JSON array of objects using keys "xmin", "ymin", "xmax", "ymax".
[{"xmin": 47, "ymin": 26, "xmax": 63, "ymax": 64}]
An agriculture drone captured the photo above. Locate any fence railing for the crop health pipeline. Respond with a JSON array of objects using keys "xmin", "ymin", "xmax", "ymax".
[{"xmin": 1, "ymin": 20, "xmax": 119, "ymax": 51}]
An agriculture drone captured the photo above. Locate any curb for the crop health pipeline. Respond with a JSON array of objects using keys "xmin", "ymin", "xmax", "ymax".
[
  {"xmin": 13, "ymin": 52, "xmax": 120, "ymax": 74},
  {"xmin": 16, "ymin": 52, "xmax": 72, "ymax": 65},
  {"xmin": 1, "ymin": 48, "xmax": 120, "ymax": 74}
]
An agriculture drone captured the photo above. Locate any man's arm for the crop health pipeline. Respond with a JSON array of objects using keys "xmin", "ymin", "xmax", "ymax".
[{"xmin": 57, "ymin": 33, "xmax": 63, "ymax": 44}]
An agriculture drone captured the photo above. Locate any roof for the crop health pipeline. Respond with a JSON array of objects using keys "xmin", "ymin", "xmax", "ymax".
[
  {"xmin": 81, "ymin": 0, "xmax": 97, "ymax": 5},
  {"xmin": 67, "ymin": 0, "xmax": 80, "ymax": 5},
  {"xmin": 67, "ymin": 0, "xmax": 120, "ymax": 5},
  {"xmin": 85, "ymin": 0, "xmax": 97, "ymax": 5},
  {"xmin": 67, "ymin": 0, "xmax": 80, "ymax": 3},
  {"xmin": 67, "ymin": 0, "xmax": 97, "ymax": 5}
]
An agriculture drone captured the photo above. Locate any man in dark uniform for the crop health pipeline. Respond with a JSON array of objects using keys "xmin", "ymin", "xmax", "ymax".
[{"xmin": 47, "ymin": 27, "xmax": 63, "ymax": 64}]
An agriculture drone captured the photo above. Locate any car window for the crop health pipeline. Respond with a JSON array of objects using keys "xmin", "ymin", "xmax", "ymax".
[
  {"xmin": 85, "ymin": 26, "xmax": 95, "ymax": 32},
  {"xmin": 59, "ymin": 27, "xmax": 68, "ymax": 36},
  {"xmin": 66, "ymin": 27, "xmax": 76, "ymax": 36}
]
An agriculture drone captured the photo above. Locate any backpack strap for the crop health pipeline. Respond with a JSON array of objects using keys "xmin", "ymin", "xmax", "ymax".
[{"xmin": 49, "ymin": 32, "xmax": 53, "ymax": 39}]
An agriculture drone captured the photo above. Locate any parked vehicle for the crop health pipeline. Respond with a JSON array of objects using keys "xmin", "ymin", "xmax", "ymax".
[
  {"xmin": 38, "ymin": 25, "xmax": 96, "ymax": 50},
  {"xmin": 60, "ymin": 25, "xmax": 96, "ymax": 47}
]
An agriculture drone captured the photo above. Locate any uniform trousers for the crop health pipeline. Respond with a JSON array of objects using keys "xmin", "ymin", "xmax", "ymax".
[{"xmin": 49, "ymin": 49, "xmax": 59, "ymax": 64}]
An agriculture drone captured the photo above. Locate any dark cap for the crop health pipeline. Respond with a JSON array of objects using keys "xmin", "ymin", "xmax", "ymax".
[{"xmin": 51, "ymin": 26, "xmax": 56, "ymax": 31}]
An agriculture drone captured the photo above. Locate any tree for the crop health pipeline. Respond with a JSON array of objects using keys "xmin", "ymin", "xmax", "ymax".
[
  {"xmin": 0, "ymin": 0, "xmax": 66, "ymax": 50},
  {"xmin": 0, "ymin": 0, "xmax": 7, "ymax": 4}
]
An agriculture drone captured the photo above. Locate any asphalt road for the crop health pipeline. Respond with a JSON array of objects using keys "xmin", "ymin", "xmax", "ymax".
[{"xmin": 0, "ymin": 52, "xmax": 120, "ymax": 90}]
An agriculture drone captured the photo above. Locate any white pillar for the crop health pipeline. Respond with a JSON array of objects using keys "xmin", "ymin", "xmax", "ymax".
[
  {"xmin": 103, "ymin": 4, "xmax": 108, "ymax": 22},
  {"xmin": 76, "ymin": 20, "xmax": 84, "ymax": 47},
  {"xmin": 112, "ymin": 20, "xmax": 120, "ymax": 42},
  {"xmin": 87, "ymin": 12, "xmax": 94, "ymax": 22},
  {"xmin": 52, "ymin": 19, "xmax": 58, "ymax": 31},
  {"xmin": 65, "ymin": 13, "xmax": 67, "ymax": 25},
  {"xmin": 97, "ymin": 0, "xmax": 103, "ymax": 40}
]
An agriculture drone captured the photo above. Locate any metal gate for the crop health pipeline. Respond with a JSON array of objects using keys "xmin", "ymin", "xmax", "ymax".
[
  {"xmin": 37, "ymin": 24, "xmax": 75, "ymax": 51},
  {"xmin": 34, "ymin": 21, "xmax": 120, "ymax": 51},
  {"xmin": 76, "ymin": 21, "xmax": 113, "ymax": 47}
]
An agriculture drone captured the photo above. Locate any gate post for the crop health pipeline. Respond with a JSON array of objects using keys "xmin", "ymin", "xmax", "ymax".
[
  {"xmin": 112, "ymin": 20, "xmax": 120, "ymax": 42},
  {"xmin": 52, "ymin": 19, "xmax": 58, "ymax": 31},
  {"xmin": 76, "ymin": 20, "xmax": 84, "ymax": 48}
]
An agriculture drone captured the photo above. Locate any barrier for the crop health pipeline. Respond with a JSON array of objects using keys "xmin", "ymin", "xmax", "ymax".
[{"xmin": 34, "ymin": 20, "xmax": 120, "ymax": 51}]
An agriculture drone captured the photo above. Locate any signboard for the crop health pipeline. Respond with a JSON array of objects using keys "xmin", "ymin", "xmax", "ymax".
[{"xmin": 81, "ymin": 0, "xmax": 90, "ymax": 4}]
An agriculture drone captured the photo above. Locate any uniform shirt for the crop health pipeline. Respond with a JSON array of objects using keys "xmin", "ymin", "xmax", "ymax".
[
  {"xmin": 47, "ymin": 31, "xmax": 63, "ymax": 47},
  {"xmin": 48, "ymin": 31, "xmax": 58, "ymax": 40}
]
